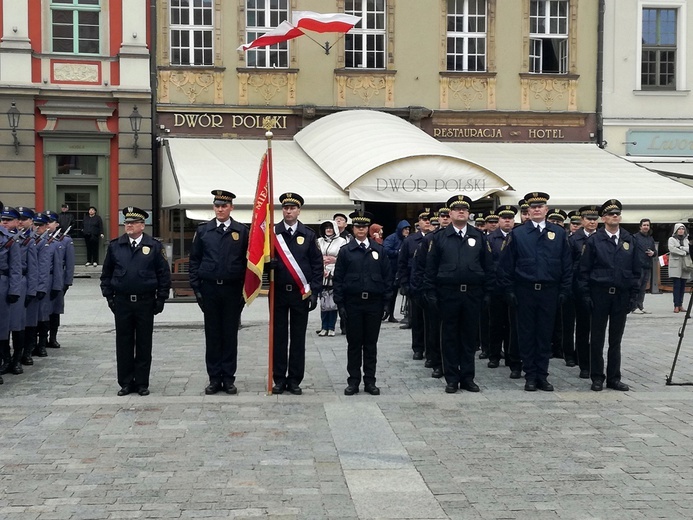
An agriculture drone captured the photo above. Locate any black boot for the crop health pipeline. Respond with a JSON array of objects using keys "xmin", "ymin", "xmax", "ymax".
[
  {"xmin": 48, "ymin": 313, "xmax": 61, "ymax": 348},
  {"xmin": 22, "ymin": 327, "xmax": 36, "ymax": 365},
  {"xmin": 35, "ymin": 322, "xmax": 49, "ymax": 357},
  {"xmin": 0, "ymin": 340, "xmax": 10, "ymax": 374},
  {"xmin": 10, "ymin": 331, "xmax": 25, "ymax": 374}
]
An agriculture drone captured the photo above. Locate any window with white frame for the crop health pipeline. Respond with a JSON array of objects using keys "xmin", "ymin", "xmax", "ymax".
[
  {"xmin": 446, "ymin": 0, "xmax": 487, "ymax": 72},
  {"xmin": 529, "ymin": 0, "xmax": 568, "ymax": 74},
  {"xmin": 51, "ymin": 0, "xmax": 100, "ymax": 54},
  {"xmin": 345, "ymin": 0, "xmax": 386, "ymax": 69},
  {"xmin": 641, "ymin": 7, "xmax": 677, "ymax": 89},
  {"xmin": 244, "ymin": 0, "xmax": 289, "ymax": 68},
  {"xmin": 170, "ymin": 0, "xmax": 214, "ymax": 66}
]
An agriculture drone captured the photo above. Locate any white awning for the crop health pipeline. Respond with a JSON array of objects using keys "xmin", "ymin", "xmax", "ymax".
[
  {"xmin": 294, "ymin": 110, "xmax": 509, "ymax": 202},
  {"xmin": 161, "ymin": 138, "xmax": 356, "ymax": 223},
  {"xmin": 445, "ymin": 143, "xmax": 693, "ymax": 223}
]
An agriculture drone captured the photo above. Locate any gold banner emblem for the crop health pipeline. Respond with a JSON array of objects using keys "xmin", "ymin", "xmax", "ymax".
[
  {"xmin": 547, "ymin": 231, "xmax": 555, "ymax": 240},
  {"xmin": 142, "ymin": 246, "xmax": 150, "ymax": 255},
  {"xmin": 623, "ymin": 242, "xmax": 629, "ymax": 251},
  {"xmin": 232, "ymin": 231, "xmax": 239, "ymax": 241},
  {"xmin": 297, "ymin": 236, "xmax": 305, "ymax": 245}
]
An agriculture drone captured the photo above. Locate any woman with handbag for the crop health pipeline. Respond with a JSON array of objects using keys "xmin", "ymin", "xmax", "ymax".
[
  {"xmin": 317, "ymin": 221, "xmax": 347, "ymax": 336},
  {"xmin": 667, "ymin": 223, "xmax": 692, "ymax": 313}
]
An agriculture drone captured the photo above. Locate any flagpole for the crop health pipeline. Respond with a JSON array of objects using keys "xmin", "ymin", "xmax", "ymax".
[{"xmin": 264, "ymin": 121, "xmax": 276, "ymax": 395}]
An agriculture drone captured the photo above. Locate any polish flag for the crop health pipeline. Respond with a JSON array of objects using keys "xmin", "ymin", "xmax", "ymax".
[
  {"xmin": 237, "ymin": 21, "xmax": 304, "ymax": 52},
  {"xmin": 291, "ymin": 11, "xmax": 361, "ymax": 33}
]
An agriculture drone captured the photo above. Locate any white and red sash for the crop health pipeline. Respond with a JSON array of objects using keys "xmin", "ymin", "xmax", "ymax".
[{"xmin": 275, "ymin": 232, "xmax": 311, "ymax": 298}]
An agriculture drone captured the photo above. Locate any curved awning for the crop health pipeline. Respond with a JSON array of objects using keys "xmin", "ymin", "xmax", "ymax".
[{"xmin": 294, "ymin": 110, "xmax": 509, "ymax": 202}]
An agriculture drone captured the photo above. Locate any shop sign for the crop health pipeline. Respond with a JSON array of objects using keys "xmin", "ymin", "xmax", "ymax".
[{"xmin": 626, "ymin": 130, "xmax": 693, "ymax": 157}]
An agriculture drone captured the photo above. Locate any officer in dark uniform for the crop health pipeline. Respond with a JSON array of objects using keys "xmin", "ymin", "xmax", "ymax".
[
  {"xmin": 579, "ymin": 199, "xmax": 639, "ymax": 392},
  {"xmin": 570, "ymin": 205, "xmax": 600, "ymax": 378},
  {"xmin": 100, "ymin": 207, "xmax": 171, "ymax": 396},
  {"xmin": 478, "ymin": 211, "xmax": 499, "ymax": 359},
  {"xmin": 189, "ymin": 190, "xmax": 249, "ymax": 396},
  {"xmin": 0, "ymin": 207, "xmax": 23, "ymax": 379},
  {"xmin": 547, "ymin": 208, "xmax": 568, "ymax": 361},
  {"xmin": 334, "ymin": 210, "xmax": 391, "ymax": 395},
  {"xmin": 47, "ymin": 209, "xmax": 75, "ymax": 351},
  {"xmin": 567, "ymin": 210, "xmax": 582, "ymax": 235},
  {"xmin": 16, "ymin": 207, "xmax": 38, "ymax": 369},
  {"xmin": 518, "ymin": 199, "xmax": 530, "ymax": 224},
  {"xmin": 486, "ymin": 205, "xmax": 518, "ymax": 373},
  {"xmin": 27, "ymin": 212, "xmax": 52, "ymax": 360},
  {"xmin": 498, "ymin": 192, "xmax": 572, "ymax": 392},
  {"xmin": 36, "ymin": 210, "xmax": 64, "ymax": 358},
  {"xmin": 271, "ymin": 192, "xmax": 323, "ymax": 395},
  {"xmin": 424, "ymin": 195, "xmax": 494, "ymax": 394},
  {"xmin": 396, "ymin": 208, "xmax": 432, "ymax": 359}
]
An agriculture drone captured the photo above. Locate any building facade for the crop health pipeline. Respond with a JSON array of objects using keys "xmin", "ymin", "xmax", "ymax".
[{"xmin": 0, "ymin": 0, "xmax": 153, "ymax": 263}]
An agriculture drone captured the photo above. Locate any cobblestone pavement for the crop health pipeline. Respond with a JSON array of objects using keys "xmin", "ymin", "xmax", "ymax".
[{"xmin": 2, "ymin": 277, "xmax": 693, "ymax": 519}]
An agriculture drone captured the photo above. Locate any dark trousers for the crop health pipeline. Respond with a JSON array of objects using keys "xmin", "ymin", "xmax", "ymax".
[
  {"xmin": 114, "ymin": 294, "xmax": 155, "ymax": 389},
  {"xmin": 672, "ymin": 277, "xmax": 687, "ymax": 308},
  {"xmin": 488, "ymin": 294, "xmax": 509, "ymax": 364},
  {"xmin": 574, "ymin": 296, "xmax": 591, "ymax": 371},
  {"xmin": 423, "ymin": 302, "xmax": 442, "ymax": 369},
  {"xmin": 515, "ymin": 283, "xmax": 559, "ymax": 383},
  {"xmin": 507, "ymin": 304, "xmax": 522, "ymax": 372},
  {"xmin": 385, "ymin": 285, "xmax": 398, "ymax": 317},
  {"xmin": 550, "ymin": 305, "xmax": 563, "ymax": 358},
  {"xmin": 479, "ymin": 299, "xmax": 490, "ymax": 354},
  {"xmin": 636, "ymin": 269, "xmax": 650, "ymax": 310},
  {"xmin": 589, "ymin": 286, "xmax": 628, "ymax": 384},
  {"xmin": 201, "ymin": 281, "xmax": 243, "ymax": 384},
  {"xmin": 410, "ymin": 297, "xmax": 425, "ymax": 353},
  {"xmin": 84, "ymin": 235, "xmax": 100, "ymax": 264},
  {"xmin": 561, "ymin": 299, "xmax": 576, "ymax": 363},
  {"xmin": 439, "ymin": 286, "xmax": 482, "ymax": 385},
  {"xmin": 345, "ymin": 295, "xmax": 383, "ymax": 386},
  {"xmin": 273, "ymin": 287, "xmax": 309, "ymax": 386}
]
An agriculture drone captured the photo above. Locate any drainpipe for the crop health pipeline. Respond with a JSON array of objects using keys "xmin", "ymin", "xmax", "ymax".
[
  {"xmin": 596, "ymin": 0, "xmax": 605, "ymax": 148},
  {"xmin": 150, "ymin": 0, "xmax": 160, "ymax": 236}
]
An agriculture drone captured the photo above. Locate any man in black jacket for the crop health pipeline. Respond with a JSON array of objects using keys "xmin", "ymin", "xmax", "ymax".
[
  {"xmin": 271, "ymin": 193, "xmax": 323, "ymax": 395},
  {"xmin": 633, "ymin": 218, "xmax": 656, "ymax": 313},
  {"xmin": 100, "ymin": 207, "xmax": 171, "ymax": 396},
  {"xmin": 189, "ymin": 190, "xmax": 249, "ymax": 396}
]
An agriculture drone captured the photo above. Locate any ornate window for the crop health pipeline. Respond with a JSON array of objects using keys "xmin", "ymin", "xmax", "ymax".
[
  {"xmin": 446, "ymin": 0, "xmax": 487, "ymax": 72},
  {"xmin": 244, "ymin": 0, "xmax": 290, "ymax": 68},
  {"xmin": 345, "ymin": 0, "xmax": 386, "ymax": 69},
  {"xmin": 170, "ymin": 0, "xmax": 214, "ymax": 66},
  {"xmin": 529, "ymin": 0, "xmax": 568, "ymax": 74},
  {"xmin": 641, "ymin": 7, "xmax": 677, "ymax": 89},
  {"xmin": 51, "ymin": 0, "xmax": 100, "ymax": 54}
]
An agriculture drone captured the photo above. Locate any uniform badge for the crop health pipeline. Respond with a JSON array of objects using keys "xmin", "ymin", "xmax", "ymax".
[
  {"xmin": 547, "ymin": 231, "xmax": 555, "ymax": 240},
  {"xmin": 372, "ymin": 251, "xmax": 379, "ymax": 260},
  {"xmin": 428, "ymin": 241, "xmax": 433, "ymax": 252},
  {"xmin": 142, "ymin": 246, "xmax": 151, "ymax": 255},
  {"xmin": 467, "ymin": 238, "xmax": 476, "ymax": 247},
  {"xmin": 232, "ymin": 231, "xmax": 239, "ymax": 241},
  {"xmin": 297, "ymin": 236, "xmax": 305, "ymax": 245},
  {"xmin": 623, "ymin": 242, "xmax": 629, "ymax": 251}
]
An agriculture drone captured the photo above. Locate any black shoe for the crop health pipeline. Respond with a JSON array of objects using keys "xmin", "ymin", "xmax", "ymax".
[
  {"xmin": 565, "ymin": 360, "xmax": 576, "ymax": 367},
  {"xmin": 344, "ymin": 385, "xmax": 359, "ymax": 396},
  {"xmin": 205, "ymin": 381, "xmax": 222, "ymax": 395},
  {"xmin": 579, "ymin": 369, "xmax": 590, "ymax": 379},
  {"xmin": 21, "ymin": 355, "xmax": 33, "ymax": 366},
  {"xmin": 478, "ymin": 351, "xmax": 489, "ymax": 360},
  {"xmin": 399, "ymin": 323, "xmax": 411, "ymax": 330},
  {"xmin": 47, "ymin": 341, "xmax": 60, "ymax": 349},
  {"xmin": 606, "ymin": 381, "xmax": 629, "ymax": 391},
  {"xmin": 138, "ymin": 387, "xmax": 150, "ymax": 396},
  {"xmin": 0, "ymin": 375, "xmax": 3, "ymax": 384},
  {"xmin": 445, "ymin": 383, "xmax": 458, "ymax": 394},
  {"xmin": 524, "ymin": 381, "xmax": 537, "ymax": 392},
  {"xmin": 460, "ymin": 380, "xmax": 480, "ymax": 393},
  {"xmin": 10, "ymin": 362, "xmax": 23, "ymax": 375},
  {"xmin": 487, "ymin": 360, "xmax": 500, "ymax": 369},
  {"xmin": 33, "ymin": 347, "xmax": 47, "ymax": 358},
  {"xmin": 364, "ymin": 384, "xmax": 380, "ymax": 395},
  {"xmin": 424, "ymin": 359, "xmax": 434, "ymax": 368},
  {"xmin": 223, "ymin": 382, "xmax": 238, "ymax": 395},
  {"xmin": 591, "ymin": 380, "xmax": 603, "ymax": 392},
  {"xmin": 272, "ymin": 383, "xmax": 285, "ymax": 394},
  {"xmin": 287, "ymin": 384, "xmax": 302, "ymax": 395},
  {"xmin": 412, "ymin": 351, "xmax": 424, "ymax": 360},
  {"xmin": 537, "ymin": 380, "xmax": 554, "ymax": 392},
  {"xmin": 431, "ymin": 368, "xmax": 444, "ymax": 379},
  {"xmin": 117, "ymin": 385, "xmax": 134, "ymax": 396},
  {"xmin": 0, "ymin": 361, "xmax": 9, "ymax": 375},
  {"xmin": 509, "ymin": 369, "xmax": 522, "ymax": 379},
  {"xmin": 387, "ymin": 316, "xmax": 399, "ymax": 323}
]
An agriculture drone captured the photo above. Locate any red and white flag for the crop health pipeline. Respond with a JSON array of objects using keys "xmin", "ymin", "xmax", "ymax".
[
  {"xmin": 237, "ymin": 21, "xmax": 304, "ymax": 52},
  {"xmin": 291, "ymin": 11, "xmax": 361, "ymax": 33}
]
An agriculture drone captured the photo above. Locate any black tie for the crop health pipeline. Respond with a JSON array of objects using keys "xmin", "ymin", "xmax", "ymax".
[
  {"xmin": 287, "ymin": 227, "xmax": 293, "ymax": 236},
  {"xmin": 458, "ymin": 231, "xmax": 464, "ymax": 239},
  {"xmin": 360, "ymin": 242, "xmax": 366, "ymax": 250},
  {"xmin": 131, "ymin": 240, "xmax": 137, "ymax": 252},
  {"xmin": 218, "ymin": 222, "xmax": 224, "ymax": 231},
  {"xmin": 613, "ymin": 235, "xmax": 618, "ymax": 246}
]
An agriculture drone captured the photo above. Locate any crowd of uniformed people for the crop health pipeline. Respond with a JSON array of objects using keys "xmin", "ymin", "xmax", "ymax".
[{"xmin": 0, "ymin": 188, "xmax": 649, "ymax": 396}]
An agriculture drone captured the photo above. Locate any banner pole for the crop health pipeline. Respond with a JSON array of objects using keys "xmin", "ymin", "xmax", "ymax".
[{"xmin": 265, "ymin": 125, "xmax": 276, "ymax": 395}]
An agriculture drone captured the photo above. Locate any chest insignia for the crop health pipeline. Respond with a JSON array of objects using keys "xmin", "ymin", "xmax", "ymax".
[
  {"xmin": 142, "ymin": 246, "xmax": 151, "ymax": 255},
  {"xmin": 232, "ymin": 231, "xmax": 239, "ymax": 241},
  {"xmin": 467, "ymin": 237, "xmax": 476, "ymax": 247},
  {"xmin": 372, "ymin": 251, "xmax": 379, "ymax": 260},
  {"xmin": 623, "ymin": 242, "xmax": 629, "ymax": 251},
  {"xmin": 547, "ymin": 231, "xmax": 555, "ymax": 240},
  {"xmin": 296, "ymin": 236, "xmax": 304, "ymax": 245}
]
